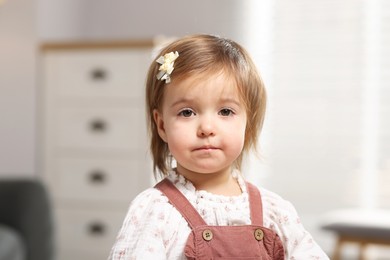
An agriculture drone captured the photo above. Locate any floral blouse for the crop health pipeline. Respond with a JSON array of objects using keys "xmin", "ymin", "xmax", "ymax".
[{"xmin": 108, "ymin": 170, "xmax": 329, "ymax": 259}]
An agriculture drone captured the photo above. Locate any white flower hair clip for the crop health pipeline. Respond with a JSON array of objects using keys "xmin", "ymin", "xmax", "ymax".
[{"xmin": 156, "ymin": 51, "xmax": 179, "ymax": 83}]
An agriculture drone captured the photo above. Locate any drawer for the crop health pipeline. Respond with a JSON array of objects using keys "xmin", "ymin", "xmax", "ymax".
[
  {"xmin": 45, "ymin": 49, "xmax": 151, "ymax": 100},
  {"xmin": 56, "ymin": 107, "xmax": 146, "ymax": 151},
  {"xmin": 55, "ymin": 208, "xmax": 126, "ymax": 260},
  {"xmin": 55, "ymin": 157, "xmax": 150, "ymax": 202}
]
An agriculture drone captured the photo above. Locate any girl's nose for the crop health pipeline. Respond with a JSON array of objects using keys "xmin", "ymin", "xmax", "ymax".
[{"xmin": 197, "ymin": 117, "xmax": 215, "ymax": 137}]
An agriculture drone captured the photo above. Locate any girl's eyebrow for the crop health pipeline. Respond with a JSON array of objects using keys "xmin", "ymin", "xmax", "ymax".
[
  {"xmin": 219, "ymin": 98, "xmax": 241, "ymax": 106},
  {"xmin": 170, "ymin": 98, "xmax": 194, "ymax": 108},
  {"xmin": 170, "ymin": 97, "xmax": 242, "ymax": 108}
]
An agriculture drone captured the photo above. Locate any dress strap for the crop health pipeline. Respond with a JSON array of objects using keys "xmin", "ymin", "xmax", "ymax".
[
  {"xmin": 246, "ymin": 182, "xmax": 263, "ymax": 226},
  {"xmin": 155, "ymin": 179, "xmax": 207, "ymax": 229}
]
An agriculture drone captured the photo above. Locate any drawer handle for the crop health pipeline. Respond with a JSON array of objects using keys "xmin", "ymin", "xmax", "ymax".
[
  {"xmin": 90, "ymin": 68, "xmax": 108, "ymax": 81},
  {"xmin": 88, "ymin": 222, "xmax": 106, "ymax": 236},
  {"xmin": 89, "ymin": 170, "xmax": 106, "ymax": 184},
  {"xmin": 89, "ymin": 119, "xmax": 107, "ymax": 133}
]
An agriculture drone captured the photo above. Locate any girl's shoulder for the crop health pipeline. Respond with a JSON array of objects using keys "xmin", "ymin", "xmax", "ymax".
[
  {"xmin": 258, "ymin": 187, "xmax": 297, "ymax": 213},
  {"xmin": 256, "ymin": 186, "xmax": 330, "ymax": 259},
  {"xmin": 128, "ymin": 185, "xmax": 170, "ymax": 210},
  {"xmin": 122, "ymin": 184, "xmax": 182, "ymax": 231},
  {"xmin": 110, "ymin": 183, "xmax": 188, "ymax": 259},
  {"xmin": 256, "ymin": 186, "xmax": 301, "ymax": 226},
  {"xmin": 127, "ymin": 180, "xmax": 185, "ymax": 219}
]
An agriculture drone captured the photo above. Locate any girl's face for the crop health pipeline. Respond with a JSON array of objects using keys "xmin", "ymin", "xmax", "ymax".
[{"xmin": 153, "ymin": 72, "xmax": 247, "ymax": 182}]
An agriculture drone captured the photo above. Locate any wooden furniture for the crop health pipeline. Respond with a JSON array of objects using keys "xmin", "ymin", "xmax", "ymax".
[
  {"xmin": 40, "ymin": 40, "xmax": 153, "ymax": 260},
  {"xmin": 322, "ymin": 209, "xmax": 390, "ymax": 260}
]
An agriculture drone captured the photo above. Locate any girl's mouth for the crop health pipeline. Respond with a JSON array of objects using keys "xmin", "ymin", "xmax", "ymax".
[{"xmin": 194, "ymin": 145, "xmax": 218, "ymax": 151}]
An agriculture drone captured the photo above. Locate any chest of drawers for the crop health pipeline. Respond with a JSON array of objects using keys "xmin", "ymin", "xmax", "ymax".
[{"xmin": 40, "ymin": 41, "xmax": 153, "ymax": 260}]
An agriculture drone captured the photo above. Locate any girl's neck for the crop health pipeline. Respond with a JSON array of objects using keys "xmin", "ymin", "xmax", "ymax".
[{"xmin": 175, "ymin": 166, "xmax": 242, "ymax": 196}]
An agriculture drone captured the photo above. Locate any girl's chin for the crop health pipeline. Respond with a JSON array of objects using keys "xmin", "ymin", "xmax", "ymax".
[{"xmin": 177, "ymin": 165, "xmax": 231, "ymax": 175}]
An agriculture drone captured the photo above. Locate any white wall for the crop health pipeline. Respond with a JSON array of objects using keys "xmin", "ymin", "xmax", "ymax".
[
  {"xmin": 253, "ymin": 1, "xmax": 390, "ymax": 256},
  {"xmin": 0, "ymin": 0, "xmax": 37, "ymax": 176},
  {"xmin": 37, "ymin": 0, "xmax": 243, "ymax": 41}
]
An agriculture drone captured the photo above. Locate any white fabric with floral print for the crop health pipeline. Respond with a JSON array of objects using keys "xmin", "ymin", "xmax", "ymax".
[{"xmin": 108, "ymin": 170, "xmax": 329, "ymax": 260}]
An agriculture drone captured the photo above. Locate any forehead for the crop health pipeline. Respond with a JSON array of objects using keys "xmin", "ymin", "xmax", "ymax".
[{"xmin": 164, "ymin": 71, "xmax": 240, "ymax": 102}]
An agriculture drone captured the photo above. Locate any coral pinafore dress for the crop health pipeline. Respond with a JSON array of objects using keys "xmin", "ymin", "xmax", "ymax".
[{"xmin": 155, "ymin": 179, "xmax": 285, "ymax": 259}]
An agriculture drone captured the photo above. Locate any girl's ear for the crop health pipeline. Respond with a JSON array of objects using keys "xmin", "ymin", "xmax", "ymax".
[{"xmin": 153, "ymin": 109, "xmax": 168, "ymax": 143}]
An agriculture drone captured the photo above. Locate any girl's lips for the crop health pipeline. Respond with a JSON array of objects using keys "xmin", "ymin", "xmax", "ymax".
[{"xmin": 193, "ymin": 146, "xmax": 218, "ymax": 151}]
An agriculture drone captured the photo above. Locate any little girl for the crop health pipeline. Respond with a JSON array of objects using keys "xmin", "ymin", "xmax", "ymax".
[{"xmin": 109, "ymin": 34, "xmax": 329, "ymax": 259}]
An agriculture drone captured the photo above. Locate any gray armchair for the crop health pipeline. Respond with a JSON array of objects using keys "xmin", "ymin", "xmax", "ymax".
[{"xmin": 0, "ymin": 179, "xmax": 54, "ymax": 260}]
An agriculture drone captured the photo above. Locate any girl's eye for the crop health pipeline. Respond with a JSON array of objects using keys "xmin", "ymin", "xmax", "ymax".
[
  {"xmin": 178, "ymin": 109, "xmax": 195, "ymax": 117},
  {"xmin": 219, "ymin": 108, "xmax": 234, "ymax": 116}
]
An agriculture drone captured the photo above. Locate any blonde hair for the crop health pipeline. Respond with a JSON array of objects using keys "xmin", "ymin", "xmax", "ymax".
[{"xmin": 146, "ymin": 34, "xmax": 266, "ymax": 176}]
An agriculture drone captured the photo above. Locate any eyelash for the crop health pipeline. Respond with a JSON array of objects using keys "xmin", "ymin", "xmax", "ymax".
[
  {"xmin": 218, "ymin": 108, "xmax": 235, "ymax": 116},
  {"xmin": 178, "ymin": 109, "xmax": 196, "ymax": 117},
  {"xmin": 177, "ymin": 108, "xmax": 235, "ymax": 117}
]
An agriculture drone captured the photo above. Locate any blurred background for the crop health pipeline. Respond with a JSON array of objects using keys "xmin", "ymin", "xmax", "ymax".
[{"xmin": 0, "ymin": 0, "xmax": 389, "ymax": 259}]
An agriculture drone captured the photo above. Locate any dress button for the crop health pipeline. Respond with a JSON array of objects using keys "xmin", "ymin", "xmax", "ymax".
[
  {"xmin": 254, "ymin": 228, "xmax": 264, "ymax": 241},
  {"xmin": 202, "ymin": 229, "xmax": 213, "ymax": 241}
]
